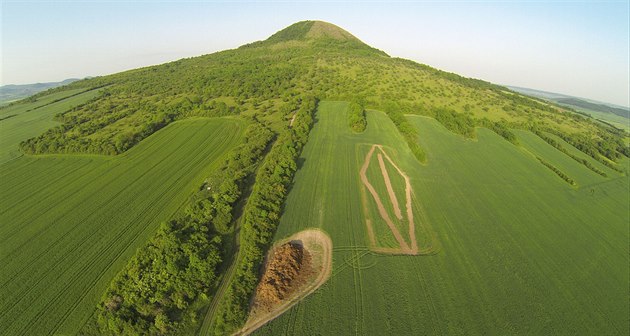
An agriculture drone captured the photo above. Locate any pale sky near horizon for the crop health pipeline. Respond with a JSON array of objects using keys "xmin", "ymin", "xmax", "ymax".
[{"xmin": 1, "ymin": 1, "xmax": 629, "ymax": 107}]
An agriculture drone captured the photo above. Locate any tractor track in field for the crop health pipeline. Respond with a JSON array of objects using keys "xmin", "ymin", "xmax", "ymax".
[{"xmin": 359, "ymin": 144, "xmax": 417, "ymax": 254}]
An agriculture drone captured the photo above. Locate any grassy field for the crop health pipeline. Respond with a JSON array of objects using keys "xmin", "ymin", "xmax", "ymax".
[
  {"xmin": 0, "ymin": 88, "xmax": 101, "ymax": 164},
  {"xmin": 253, "ymin": 101, "xmax": 629, "ymax": 335},
  {"xmin": 0, "ymin": 115, "xmax": 245, "ymax": 336}
]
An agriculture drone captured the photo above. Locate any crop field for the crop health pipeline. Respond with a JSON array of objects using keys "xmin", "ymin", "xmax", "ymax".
[
  {"xmin": 254, "ymin": 101, "xmax": 629, "ymax": 335},
  {"xmin": 0, "ymin": 88, "xmax": 101, "ymax": 164},
  {"xmin": 514, "ymin": 130, "xmax": 621, "ymax": 186},
  {"xmin": 0, "ymin": 115, "xmax": 245, "ymax": 335}
]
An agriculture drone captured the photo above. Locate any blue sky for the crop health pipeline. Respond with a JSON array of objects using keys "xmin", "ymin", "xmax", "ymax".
[{"xmin": 2, "ymin": 1, "xmax": 629, "ymax": 106}]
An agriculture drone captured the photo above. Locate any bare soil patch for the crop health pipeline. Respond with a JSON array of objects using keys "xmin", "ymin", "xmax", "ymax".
[
  {"xmin": 254, "ymin": 242, "xmax": 313, "ymax": 311},
  {"xmin": 235, "ymin": 229, "xmax": 333, "ymax": 336}
]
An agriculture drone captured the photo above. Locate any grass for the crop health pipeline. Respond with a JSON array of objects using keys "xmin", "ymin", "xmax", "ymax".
[
  {"xmin": 252, "ymin": 101, "xmax": 628, "ymax": 335},
  {"xmin": 0, "ymin": 116, "xmax": 245, "ymax": 336},
  {"xmin": 0, "ymin": 88, "xmax": 100, "ymax": 164},
  {"xmin": 573, "ymin": 107, "xmax": 629, "ymax": 132}
]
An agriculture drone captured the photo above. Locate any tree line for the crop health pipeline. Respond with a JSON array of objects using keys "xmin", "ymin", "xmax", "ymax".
[
  {"xmin": 348, "ymin": 100, "xmax": 367, "ymax": 132},
  {"xmin": 536, "ymin": 156, "xmax": 577, "ymax": 186},
  {"xmin": 212, "ymin": 96, "xmax": 317, "ymax": 335},
  {"xmin": 532, "ymin": 129, "xmax": 607, "ymax": 177},
  {"xmin": 91, "ymin": 120, "xmax": 276, "ymax": 335},
  {"xmin": 382, "ymin": 100, "xmax": 427, "ymax": 163}
]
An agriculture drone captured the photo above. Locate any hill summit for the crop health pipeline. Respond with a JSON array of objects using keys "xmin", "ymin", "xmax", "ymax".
[
  {"xmin": 265, "ymin": 20, "xmax": 362, "ymax": 43},
  {"xmin": 19, "ymin": 20, "xmax": 627, "ymax": 167}
]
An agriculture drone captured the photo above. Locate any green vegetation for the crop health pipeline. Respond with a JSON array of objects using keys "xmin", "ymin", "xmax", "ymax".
[
  {"xmin": 382, "ymin": 100, "xmax": 427, "ymax": 163},
  {"xmin": 213, "ymin": 97, "xmax": 317, "ymax": 334},
  {"xmin": 253, "ymin": 102, "xmax": 628, "ymax": 335},
  {"xmin": 0, "ymin": 78, "xmax": 79, "ymax": 105},
  {"xmin": 348, "ymin": 101, "xmax": 367, "ymax": 132},
  {"xmin": 555, "ymin": 97, "xmax": 629, "ymax": 119},
  {"xmin": 430, "ymin": 106, "xmax": 476, "ymax": 138},
  {"xmin": 91, "ymin": 123, "xmax": 274, "ymax": 335},
  {"xmin": 533, "ymin": 129, "xmax": 607, "ymax": 177},
  {"xmin": 535, "ymin": 156, "xmax": 577, "ymax": 186},
  {"xmin": 478, "ymin": 118, "xmax": 519, "ymax": 145},
  {"xmin": 0, "ymin": 117, "xmax": 244, "ymax": 336},
  {"xmin": 0, "ymin": 88, "xmax": 100, "ymax": 163},
  {"xmin": 13, "ymin": 21, "xmax": 626, "ymax": 167},
  {"xmin": 3, "ymin": 20, "xmax": 628, "ymax": 336}
]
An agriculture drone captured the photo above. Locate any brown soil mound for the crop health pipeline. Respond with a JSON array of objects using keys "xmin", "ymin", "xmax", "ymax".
[
  {"xmin": 254, "ymin": 242, "xmax": 313, "ymax": 311},
  {"xmin": 236, "ymin": 229, "xmax": 333, "ymax": 336}
]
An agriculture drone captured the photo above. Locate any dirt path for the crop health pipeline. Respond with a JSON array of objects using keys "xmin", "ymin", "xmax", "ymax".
[
  {"xmin": 377, "ymin": 153, "xmax": 403, "ymax": 220},
  {"xmin": 378, "ymin": 145, "xmax": 418, "ymax": 254},
  {"xmin": 360, "ymin": 145, "xmax": 412, "ymax": 253},
  {"xmin": 234, "ymin": 229, "xmax": 333, "ymax": 336}
]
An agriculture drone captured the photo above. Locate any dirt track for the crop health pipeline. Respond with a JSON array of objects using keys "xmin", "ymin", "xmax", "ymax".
[
  {"xmin": 377, "ymin": 153, "xmax": 403, "ymax": 220},
  {"xmin": 359, "ymin": 144, "xmax": 417, "ymax": 254},
  {"xmin": 234, "ymin": 229, "xmax": 333, "ymax": 336},
  {"xmin": 379, "ymin": 146, "xmax": 418, "ymax": 254}
]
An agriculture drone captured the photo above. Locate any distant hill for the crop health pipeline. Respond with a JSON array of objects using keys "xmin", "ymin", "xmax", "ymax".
[
  {"xmin": 507, "ymin": 86, "xmax": 629, "ymax": 119},
  {"xmin": 0, "ymin": 79, "xmax": 80, "ymax": 105},
  {"xmin": 554, "ymin": 97, "xmax": 629, "ymax": 119}
]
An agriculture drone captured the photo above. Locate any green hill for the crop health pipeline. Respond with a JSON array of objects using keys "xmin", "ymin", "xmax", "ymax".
[
  {"xmin": 555, "ymin": 97, "xmax": 629, "ymax": 118},
  {"xmin": 1, "ymin": 20, "xmax": 628, "ymax": 336},
  {"xmin": 15, "ymin": 20, "xmax": 627, "ymax": 164}
]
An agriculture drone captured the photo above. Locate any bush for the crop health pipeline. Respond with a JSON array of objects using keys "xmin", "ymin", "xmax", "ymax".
[
  {"xmin": 213, "ymin": 97, "xmax": 318, "ymax": 334},
  {"xmin": 348, "ymin": 101, "xmax": 366, "ymax": 132},
  {"xmin": 94, "ymin": 122, "xmax": 275, "ymax": 335},
  {"xmin": 382, "ymin": 100, "xmax": 427, "ymax": 163}
]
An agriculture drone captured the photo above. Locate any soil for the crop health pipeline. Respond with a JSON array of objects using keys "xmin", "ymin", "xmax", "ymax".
[
  {"xmin": 359, "ymin": 144, "xmax": 418, "ymax": 254},
  {"xmin": 235, "ymin": 229, "xmax": 333, "ymax": 336},
  {"xmin": 253, "ymin": 242, "xmax": 314, "ymax": 312},
  {"xmin": 377, "ymin": 152, "xmax": 403, "ymax": 220}
]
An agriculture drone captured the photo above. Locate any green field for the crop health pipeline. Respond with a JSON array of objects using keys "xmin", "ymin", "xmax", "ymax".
[
  {"xmin": 0, "ymin": 116, "xmax": 245, "ymax": 335},
  {"xmin": 585, "ymin": 109, "xmax": 629, "ymax": 132},
  {"xmin": 0, "ymin": 88, "xmax": 101, "ymax": 164},
  {"xmin": 254, "ymin": 101, "xmax": 629, "ymax": 335},
  {"xmin": 515, "ymin": 130, "xmax": 624, "ymax": 186}
]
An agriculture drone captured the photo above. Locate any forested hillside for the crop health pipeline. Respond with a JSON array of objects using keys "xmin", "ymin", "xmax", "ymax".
[
  {"xmin": 14, "ymin": 20, "xmax": 628, "ymax": 167},
  {"xmin": 2, "ymin": 20, "xmax": 628, "ymax": 336}
]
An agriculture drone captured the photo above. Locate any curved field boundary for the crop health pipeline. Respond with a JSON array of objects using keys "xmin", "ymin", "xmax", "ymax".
[{"xmin": 234, "ymin": 229, "xmax": 333, "ymax": 336}]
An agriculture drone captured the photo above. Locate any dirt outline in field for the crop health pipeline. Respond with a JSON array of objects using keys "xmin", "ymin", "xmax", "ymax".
[
  {"xmin": 377, "ymin": 153, "xmax": 403, "ymax": 220},
  {"xmin": 234, "ymin": 229, "xmax": 333, "ymax": 336},
  {"xmin": 359, "ymin": 144, "xmax": 418, "ymax": 255}
]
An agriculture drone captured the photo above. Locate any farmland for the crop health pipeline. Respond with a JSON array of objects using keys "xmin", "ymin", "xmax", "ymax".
[
  {"xmin": 0, "ymin": 114, "xmax": 245, "ymax": 335},
  {"xmin": 254, "ymin": 101, "xmax": 629, "ymax": 335},
  {"xmin": 0, "ymin": 88, "xmax": 101, "ymax": 164},
  {"xmin": 1, "ymin": 20, "xmax": 628, "ymax": 336}
]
